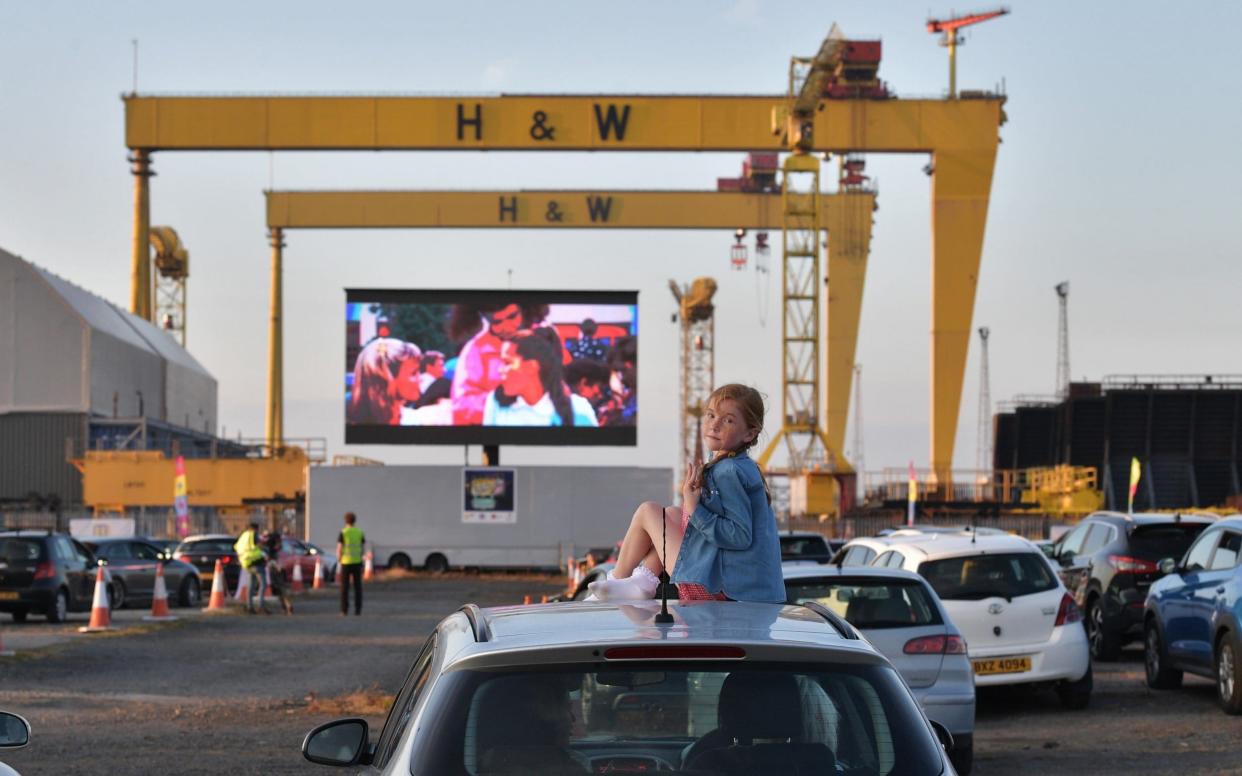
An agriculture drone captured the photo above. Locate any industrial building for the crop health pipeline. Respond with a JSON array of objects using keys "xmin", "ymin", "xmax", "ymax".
[{"xmin": 0, "ymin": 246, "xmax": 217, "ymax": 508}]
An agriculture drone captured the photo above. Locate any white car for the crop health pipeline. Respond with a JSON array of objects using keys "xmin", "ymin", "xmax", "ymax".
[
  {"xmin": 784, "ymin": 563, "xmax": 977, "ymax": 774},
  {"xmin": 0, "ymin": 711, "xmax": 29, "ymax": 776},
  {"xmin": 834, "ymin": 527, "xmax": 1005, "ymax": 567},
  {"xmin": 872, "ymin": 533, "xmax": 1093, "ymax": 709}
]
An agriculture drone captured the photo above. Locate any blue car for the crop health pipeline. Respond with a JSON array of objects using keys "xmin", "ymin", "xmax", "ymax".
[{"xmin": 1144, "ymin": 515, "xmax": 1242, "ymax": 713}]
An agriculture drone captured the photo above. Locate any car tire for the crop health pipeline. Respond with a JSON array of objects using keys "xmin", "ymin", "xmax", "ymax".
[
  {"xmin": 179, "ymin": 576, "xmax": 201, "ymax": 608},
  {"xmin": 1055, "ymin": 664, "xmax": 1092, "ymax": 710},
  {"xmin": 388, "ymin": 553, "xmax": 412, "ymax": 571},
  {"xmin": 948, "ymin": 738, "xmax": 973, "ymax": 776},
  {"xmin": 1086, "ymin": 597, "xmax": 1121, "ymax": 661},
  {"xmin": 46, "ymin": 589, "xmax": 69, "ymax": 624},
  {"xmin": 1145, "ymin": 620, "xmax": 1183, "ymax": 689},
  {"xmin": 1215, "ymin": 635, "xmax": 1242, "ymax": 714},
  {"xmin": 10, "ymin": 610, "xmax": 27, "ymax": 624},
  {"xmin": 109, "ymin": 580, "xmax": 126, "ymax": 610},
  {"xmin": 424, "ymin": 553, "xmax": 449, "ymax": 574}
]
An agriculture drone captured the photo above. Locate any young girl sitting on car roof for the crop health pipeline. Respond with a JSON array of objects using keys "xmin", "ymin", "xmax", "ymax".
[{"xmin": 588, "ymin": 384, "xmax": 785, "ymax": 603}]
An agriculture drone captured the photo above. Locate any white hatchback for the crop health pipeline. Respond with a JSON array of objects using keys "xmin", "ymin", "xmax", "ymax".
[{"xmin": 873, "ymin": 533, "xmax": 1092, "ymax": 709}]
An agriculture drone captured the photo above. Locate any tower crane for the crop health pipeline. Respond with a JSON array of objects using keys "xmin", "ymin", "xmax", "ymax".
[
  {"xmin": 148, "ymin": 226, "xmax": 189, "ymax": 345},
  {"xmin": 669, "ymin": 278, "xmax": 718, "ymax": 489},
  {"xmin": 927, "ymin": 7, "xmax": 1009, "ymax": 99}
]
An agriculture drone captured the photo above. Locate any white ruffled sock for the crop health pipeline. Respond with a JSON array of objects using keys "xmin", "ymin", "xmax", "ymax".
[{"xmin": 587, "ymin": 565, "xmax": 660, "ymax": 601}]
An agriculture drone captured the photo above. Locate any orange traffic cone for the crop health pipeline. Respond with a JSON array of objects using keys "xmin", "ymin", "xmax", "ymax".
[
  {"xmin": 233, "ymin": 563, "xmax": 250, "ymax": 601},
  {"xmin": 540, "ymin": 594, "xmax": 549, "ymax": 603},
  {"xmin": 143, "ymin": 563, "xmax": 178, "ymax": 622},
  {"xmin": 312, "ymin": 557, "xmax": 324, "ymax": 590},
  {"xmin": 363, "ymin": 553, "xmax": 374, "ymax": 581},
  {"xmin": 203, "ymin": 559, "xmax": 229, "ymax": 612},
  {"xmin": 291, "ymin": 561, "xmax": 305, "ymax": 593},
  {"xmin": 78, "ymin": 565, "xmax": 113, "ymax": 632}
]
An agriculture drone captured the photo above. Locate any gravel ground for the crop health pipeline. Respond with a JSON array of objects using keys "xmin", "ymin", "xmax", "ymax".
[{"xmin": 2, "ymin": 577, "xmax": 1241, "ymax": 774}]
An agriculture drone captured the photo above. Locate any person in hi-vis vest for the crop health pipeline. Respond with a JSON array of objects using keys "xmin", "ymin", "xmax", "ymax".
[{"xmin": 337, "ymin": 512, "xmax": 367, "ymax": 616}]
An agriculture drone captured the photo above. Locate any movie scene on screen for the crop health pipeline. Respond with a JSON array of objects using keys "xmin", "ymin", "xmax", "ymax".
[{"xmin": 345, "ymin": 289, "xmax": 638, "ymax": 445}]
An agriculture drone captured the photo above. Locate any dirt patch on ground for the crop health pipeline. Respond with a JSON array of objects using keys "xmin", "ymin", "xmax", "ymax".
[{"xmin": 304, "ymin": 684, "xmax": 394, "ymax": 717}]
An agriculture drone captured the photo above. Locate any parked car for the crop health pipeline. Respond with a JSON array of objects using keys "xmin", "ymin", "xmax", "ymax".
[
  {"xmin": 173, "ymin": 534, "xmax": 242, "ymax": 593},
  {"xmin": 875, "ymin": 533, "xmax": 1093, "ymax": 709},
  {"xmin": 0, "ymin": 530, "xmax": 101, "ymax": 623},
  {"xmin": 0, "ymin": 711, "xmax": 30, "ymax": 776},
  {"xmin": 785, "ymin": 564, "xmax": 976, "ymax": 774},
  {"xmin": 277, "ymin": 537, "xmax": 337, "ymax": 583},
  {"xmin": 778, "ymin": 531, "xmax": 843, "ymax": 564},
  {"xmin": 877, "ymin": 525, "xmax": 1006, "ymax": 537},
  {"xmin": 82, "ymin": 538, "xmax": 201, "ymax": 609},
  {"xmin": 139, "ymin": 537, "xmax": 182, "ymax": 560},
  {"xmin": 301, "ymin": 599, "xmax": 957, "ymax": 773},
  {"xmin": 1047, "ymin": 511, "xmax": 1213, "ymax": 659},
  {"xmin": 1144, "ymin": 515, "xmax": 1242, "ymax": 713}
]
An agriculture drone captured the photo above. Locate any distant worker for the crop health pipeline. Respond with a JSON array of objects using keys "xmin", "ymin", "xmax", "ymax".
[
  {"xmin": 234, "ymin": 521, "xmax": 269, "ymax": 614},
  {"xmin": 337, "ymin": 512, "xmax": 367, "ymax": 616}
]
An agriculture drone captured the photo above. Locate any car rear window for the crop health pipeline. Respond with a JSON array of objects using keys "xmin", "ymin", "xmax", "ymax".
[
  {"xmin": 0, "ymin": 539, "xmax": 45, "ymax": 563},
  {"xmin": 786, "ymin": 578, "xmax": 943, "ymax": 629},
  {"xmin": 410, "ymin": 662, "xmax": 941, "ymax": 776},
  {"xmin": 1128, "ymin": 524, "xmax": 1207, "ymax": 562},
  {"xmin": 919, "ymin": 552, "xmax": 1058, "ymax": 601},
  {"xmin": 780, "ymin": 536, "xmax": 831, "ymax": 558}
]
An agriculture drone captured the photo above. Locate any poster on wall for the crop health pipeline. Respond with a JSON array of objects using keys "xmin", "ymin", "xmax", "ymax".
[{"xmin": 462, "ymin": 468, "xmax": 517, "ymax": 524}]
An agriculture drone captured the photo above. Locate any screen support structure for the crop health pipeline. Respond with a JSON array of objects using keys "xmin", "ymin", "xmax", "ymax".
[{"xmin": 483, "ymin": 445, "xmax": 500, "ymax": 466}]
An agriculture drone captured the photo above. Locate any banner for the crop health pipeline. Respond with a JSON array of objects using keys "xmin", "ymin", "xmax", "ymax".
[
  {"xmin": 1127, "ymin": 457, "xmax": 1142, "ymax": 514},
  {"xmin": 907, "ymin": 461, "xmax": 917, "ymax": 527},
  {"xmin": 463, "ymin": 468, "xmax": 517, "ymax": 524},
  {"xmin": 174, "ymin": 456, "xmax": 190, "ymax": 538}
]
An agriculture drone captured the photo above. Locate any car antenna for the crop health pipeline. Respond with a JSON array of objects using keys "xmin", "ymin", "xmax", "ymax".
[
  {"xmin": 971, "ymin": 513, "xmax": 977, "ymax": 544},
  {"xmin": 654, "ymin": 500, "xmax": 674, "ymax": 624}
]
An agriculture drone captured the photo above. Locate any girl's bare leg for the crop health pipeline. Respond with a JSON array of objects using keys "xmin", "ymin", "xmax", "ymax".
[{"xmin": 591, "ymin": 504, "xmax": 683, "ymax": 601}]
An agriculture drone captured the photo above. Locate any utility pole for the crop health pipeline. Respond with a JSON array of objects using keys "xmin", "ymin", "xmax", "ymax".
[
  {"xmin": 976, "ymin": 327, "xmax": 991, "ymax": 475},
  {"xmin": 1055, "ymin": 281, "xmax": 1070, "ymax": 398}
]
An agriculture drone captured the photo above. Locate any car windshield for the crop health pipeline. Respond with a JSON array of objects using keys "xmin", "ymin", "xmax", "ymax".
[
  {"xmin": 1128, "ymin": 524, "xmax": 1207, "ymax": 562},
  {"xmin": 919, "ymin": 552, "xmax": 1057, "ymax": 601},
  {"xmin": 409, "ymin": 662, "xmax": 942, "ymax": 776},
  {"xmin": 0, "ymin": 539, "xmax": 45, "ymax": 563},
  {"xmin": 785, "ymin": 578, "xmax": 943, "ymax": 629}
]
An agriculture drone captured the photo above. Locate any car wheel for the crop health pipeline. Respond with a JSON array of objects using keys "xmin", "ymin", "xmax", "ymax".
[
  {"xmin": 1086, "ymin": 597, "xmax": 1121, "ymax": 661},
  {"xmin": 46, "ymin": 589, "xmax": 69, "ymax": 623},
  {"xmin": 109, "ymin": 580, "xmax": 126, "ymax": 610},
  {"xmin": 1055, "ymin": 664, "xmax": 1092, "ymax": 709},
  {"xmin": 388, "ymin": 553, "xmax": 411, "ymax": 571},
  {"xmin": 424, "ymin": 553, "xmax": 449, "ymax": 574},
  {"xmin": 179, "ymin": 576, "xmax": 201, "ymax": 608},
  {"xmin": 1144, "ymin": 621, "xmax": 1183, "ymax": 689},
  {"xmin": 10, "ymin": 610, "xmax": 27, "ymax": 623},
  {"xmin": 948, "ymin": 738, "xmax": 973, "ymax": 776},
  {"xmin": 1216, "ymin": 636, "xmax": 1242, "ymax": 714}
]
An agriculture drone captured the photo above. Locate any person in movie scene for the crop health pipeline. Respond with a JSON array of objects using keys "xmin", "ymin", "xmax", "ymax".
[
  {"xmin": 347, "ymin": 337, "xmax": 422, "ymax": 425},
  {"xmin": 448, "ymin": 302, "xmax": 550, "ymax": 424},
  {"xmin": 587, "ymin": 384, "xmax": 784, "ymax": 603},
  {"xmin": 483, "ymin": 328, "xmax": 598, "ymax": 427},
  {"xmin": 567, "ymin": 317, "xmax": 608, "ymax": 361},
  {"xmin": 564, "ymin": 358, "xmax": 611, "ymax": 410},
  {"xmin": 413, "ymin": 351, "xmax": 451, "ymax": 408},
  {"xmin": 597, "ymin": 336, "xmax": 637, "ymax": 427}
]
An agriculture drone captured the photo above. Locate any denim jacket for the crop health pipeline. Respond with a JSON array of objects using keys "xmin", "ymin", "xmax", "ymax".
[{"xmin": 670, "ymin": 452, "xmax": 785, "ymax": 603}]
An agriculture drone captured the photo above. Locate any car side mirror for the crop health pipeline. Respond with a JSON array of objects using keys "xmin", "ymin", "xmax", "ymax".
[
  {"xmin": 0, "ymin": 711, "xmax": 30, "ymax": 748},
  {"xmin": 929, "ymin": 719, "xmax": 954, "ymax": 752},
  {"xmin": 303, "ymin": 718, "xmax": 370, "ymax": 767},
  {"xmin": 1159, "ymin": 558, "xmax": 1178, "ymax": 576},
  {"xmin": 1039, "ymin": 544, "xmax": 1057, "ymax": 560}
]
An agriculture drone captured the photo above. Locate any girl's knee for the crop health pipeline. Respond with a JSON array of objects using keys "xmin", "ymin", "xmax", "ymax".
[{"xmin": 636, "ymin": 500, "xmax": 664, "ymax": 516}]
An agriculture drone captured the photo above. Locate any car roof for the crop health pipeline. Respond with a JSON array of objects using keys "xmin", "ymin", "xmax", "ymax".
[
  {"xmin": 782, "ymin": 564, "xmax": 930, "ymax": 584},
  {"xmin": 1084, "ymin": 511, "xmax": 1217, "ymax": 527},
  {"xmin": 0, "ymin": 529, "xmax": 55, "ymax": 538},
  {"xmin": 179, "ymin": 534, "xmax": 235, "ymax": 543},
  {"xmin": 780, "ymin": 531, "xmax": 831, "ymax": 540},
  {"xmin": 879, "ymin": 532, "xmax": 1039, "ymax": 561}
]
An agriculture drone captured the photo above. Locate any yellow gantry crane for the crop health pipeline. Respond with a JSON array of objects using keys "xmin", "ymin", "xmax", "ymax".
[
  {"xmin": 148, "ymin": 226, "xmax": 189, "ymax": 346},
  {"xmin": 123, "ymin": 24, "xmax": 1004, "ymax": 487}
]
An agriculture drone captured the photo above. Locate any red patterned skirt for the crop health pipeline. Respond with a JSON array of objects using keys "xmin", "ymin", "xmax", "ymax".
[{"xmin": 676, "ymin": 510, "xmax": 729, "ymax": 601}]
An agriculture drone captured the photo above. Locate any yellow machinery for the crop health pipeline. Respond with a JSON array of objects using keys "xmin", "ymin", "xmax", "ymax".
[
  {"xmin": 123, "ymin": 28, "xmax": 1003, "ymax": 480},
  {"xmin": 669, "ymin": 278, "xmax": 717, "ymax": 486},
  {"xmin": 149, "ymin": 226, "xmax": 189, "ymax": 346}
]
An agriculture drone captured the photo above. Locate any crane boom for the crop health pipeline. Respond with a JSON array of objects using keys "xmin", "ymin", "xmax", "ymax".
[{"xmin": 927, "ymin": 8, "xmax": 1009, "ymax": 34}]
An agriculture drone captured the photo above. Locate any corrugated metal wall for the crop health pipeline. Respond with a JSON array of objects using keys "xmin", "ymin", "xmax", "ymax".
[{"xmin": 0, "ymin": 412, "xmax": 87, "ymax": 505}]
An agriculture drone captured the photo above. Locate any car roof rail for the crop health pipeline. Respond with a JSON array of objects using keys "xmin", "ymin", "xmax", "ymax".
[
  {"xmin": 799, "ymin": 601, "xmax": 859, "ymax": 640},
  {"xmin": 459, "ymin": 604, "xmax": 491, "ymax": 643}
]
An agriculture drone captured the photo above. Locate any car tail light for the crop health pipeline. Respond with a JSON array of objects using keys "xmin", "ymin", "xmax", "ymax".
[
  {"xmin": 903, "ymin": 635, "xmax": 968, "ymax": 655},
  {"xmin": 603, "ymin": 646, "xmax": 745, "ymax": 660},
  {"xmin": 1055, "ymin": 592, "xmax": 1082, "ymax": 626},
  {"xmin": 32, "ymin": 562, "xmax": 55, "ymax": 580},
  {"xmin": 1107, "ymin": 555, "xmax": 1159, "ymax": 574},
  {"xmin": 220, "ymin": 556, "xmax": 231, "ymax": 565}
]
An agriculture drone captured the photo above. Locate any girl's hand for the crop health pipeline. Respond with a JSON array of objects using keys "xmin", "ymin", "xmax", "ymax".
[{"xmin": 682, "ymin": 460, "xmax": 702, "ymax": 512}]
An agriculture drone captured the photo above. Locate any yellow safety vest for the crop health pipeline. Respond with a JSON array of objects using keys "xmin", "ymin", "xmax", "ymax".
[
  {"xmin": 340, "ymin": 525, "xmax": 365, "ymax": 565},
  {"xmin": 234, "ymin": 530, "xmax": 265, "ymax": 567}
]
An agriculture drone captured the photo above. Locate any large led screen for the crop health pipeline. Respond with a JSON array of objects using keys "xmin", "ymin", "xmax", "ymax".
[{"xmin": 345, "ymin": 289, "xmax": 637, "ymax": 445}]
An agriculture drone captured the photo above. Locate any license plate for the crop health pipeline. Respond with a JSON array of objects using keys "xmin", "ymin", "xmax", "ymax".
[
  {"xmin": 972, "ymin": 656, "xmax": 1032, "ymax": 675},
  {"xmin": 201, "ymin": 572, "xmax": 213, "ymax": 582},
  {"xmin": 0, "ymin": 592, "xmax": 18, "ymax": 601}
]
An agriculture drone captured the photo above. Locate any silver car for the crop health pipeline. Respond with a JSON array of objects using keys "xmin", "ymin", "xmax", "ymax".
[
  {"xmin": 785, "ymin": 564, "xmax": 976, "ymax": 775},
  {"xmin": 302, "ymin": 600, "xmax": 958, "ymax": 774}
]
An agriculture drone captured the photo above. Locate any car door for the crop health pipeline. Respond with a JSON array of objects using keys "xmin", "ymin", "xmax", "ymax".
[
  {"xmin": 127, "ymin": 541, "xmax": 163, "ymax": 597},
  {"xmin": 1163, "ymin": 527, "xmax": 1221, "ymax": 667},
  {"xmin": 60, "ymin": 537, "xmax": 94, "ymax": 609},
  {"xmin": 1187, "ymin": 531, "xmax": 1242, "ymax": 668},
  {"xmin": 1053, "ymin": 522, "xmax": 1093, "ymax": 601}
]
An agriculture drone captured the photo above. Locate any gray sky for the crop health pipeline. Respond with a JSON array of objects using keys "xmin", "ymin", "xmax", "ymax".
[{"xmin": 2, "ymin": 1, "xmax": 1240, "ymax": 475}]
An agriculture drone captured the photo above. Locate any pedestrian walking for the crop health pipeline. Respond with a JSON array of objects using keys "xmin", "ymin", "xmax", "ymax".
[
  {"xmin": 234, "ymin": 521, "xmax": 269, "ymax": 614},
  {"xmin": 265, "ymin": 553, "xmax": 293, "ymax": 615},
  {"xmin": 337, "ymin": 512, "xmax": 366, "ymax": 616}
]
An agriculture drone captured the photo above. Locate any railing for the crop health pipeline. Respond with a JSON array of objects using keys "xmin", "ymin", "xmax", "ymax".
[
  {"xmin": 862, "ymin": 465, "xmax": 1099, "ymax": 510},
  {"xmin": 1102, "ymin": 374, "xmax": 1242, "ymax": 391}
]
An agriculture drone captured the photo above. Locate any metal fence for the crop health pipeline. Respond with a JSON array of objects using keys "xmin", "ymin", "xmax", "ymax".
[
  {"xmin": 786, "ymin": 512, "xmax": 1059, "ymax": 541},
  {"xmin": 0, "ymin": 508, "xmax": 304, "ymax": 541}
]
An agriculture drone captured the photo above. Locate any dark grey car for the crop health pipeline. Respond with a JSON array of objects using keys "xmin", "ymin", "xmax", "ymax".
[{"xmin": 84, "ymin": 538, "xmax": 201, "ymax": 609}]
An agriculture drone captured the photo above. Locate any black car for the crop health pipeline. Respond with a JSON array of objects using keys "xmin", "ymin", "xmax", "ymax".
[
  {"xmin": 173, "ymin": 534, "xmax": 242, "ymax": 593},
  {"xmin": 0, "ymin": 530, "xmax": 101, "ymax": 623},
  {"xmin": 1047, "ymin": 511, "xmax": 1214, "ymax": 660},
  {"xmin": 83, "ymin": 538, "xmax": 201, "ymax": 609},
  {"xmin": 779, "ymin": 531, "xmax": 843, "ymax": 564}
]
